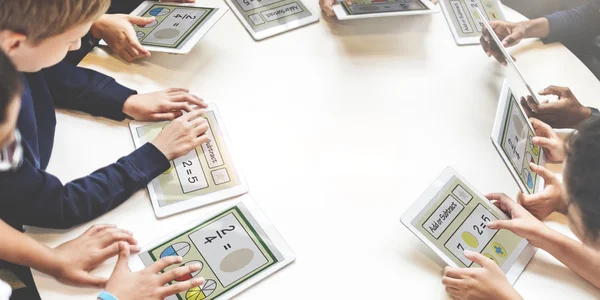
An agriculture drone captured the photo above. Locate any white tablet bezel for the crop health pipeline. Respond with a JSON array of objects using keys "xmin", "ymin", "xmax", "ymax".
[
  {"xmin": 129, "ymin": 195, "xmax": 296, "ymax": 299},
  {"xmin": 400, "ymin": 167, "xmax": 537, "ymax": 285},
  {"xmin": 99, "ymin": 1, "xmax": 228, "ymax": 54},
  {"xmin": 491, "ymin": 80, "xmax": 546, "ymax": 195},
  {"xmin": 478, "ymin": 8, "xmax": 540, "ymax": 104},
  {"xmin": 439, "ymin": 0, "xmax": 506, "ymax": 46},
  {"xmin": 129, "ymin": 104, "xmax": 249, "ymax": 218},
  {"xmin": 223, "ymin": 0, "xmax": 319, "ymax": 41},
  {"xmin": 333, "ymin": 0, "xmax": 439, "ymax": 21}
]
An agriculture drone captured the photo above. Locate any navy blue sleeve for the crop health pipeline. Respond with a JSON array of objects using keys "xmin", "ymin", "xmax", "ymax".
[
  {"xmin": 544, "ymin": 1, "xmax": 600, "ymax": 44},
  {"xmin": 42, "ymin": 61, "xmax": 136, "ymax": 121},
  {"xmin": 0, "ymin": 143, "xmax": 169, "ymax": 229}
]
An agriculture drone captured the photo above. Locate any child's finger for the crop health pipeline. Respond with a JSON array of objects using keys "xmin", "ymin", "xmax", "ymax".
[
  {"xmin": 78, "ymin": 272, "xmax": 108, "ymax": 289},
  {"xmin": 160, "ymin": 277, "xmax": 205, "ymax": 298},
  {"xmin": 529, "ymin": 163, "xmax": 557, "ymax": 184},
  {"xmin": 532, "ymin": 136, "xmax": 555, "ymax": 150},
  {"xmin": 148, "ymin": 256, "xmax": 183, "ymax": 274},
  {"xmin": 443, "ymin": 266, "xmax": 473, "ymax": 279},
  {"xmin": 159, "ymin": 263, "xmax": 202, "ymax": 285},
  {"xmin": 99, "ymin": 228, "xmax": 138, "ymax": 248},
  {"xmin": 113, "ymin": 242, "xmax": 132, "ymax": 275},
  {"xmin": 464, "ymin": 250, "xmax": 494, "ymax": 268},
  {"xmin": 84, "ymin": 224, "xmax": 116, "ymax": 236},
  {"xmin": 153, "ymin": 111, "xmax": 183, "ymax": 121},
  {"xmin": 441, "ymin": 276, "xmax": 463, "ymax": 288}
]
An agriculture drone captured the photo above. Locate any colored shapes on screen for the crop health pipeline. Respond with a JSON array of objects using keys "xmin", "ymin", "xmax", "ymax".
[
  {"xmin": 492, "ymin": 242, "xmax": 507, "ymax": 257},
  {"xmin": 523, "ymin": 169, "xmax": 534, "ymax": 189},
  {"xmin": 483, "ymin": 253, "xmax": 498, "ymax": 265},
  {"xmin": 220, "ymin": 248, "xmax": 254, "ymax": 273},
  {"xmin": 150, "ymin": 7, "xmax": 170, "ymax": 16},
  {"xmin": 175, "ymin": 261, "xmax": 203, "ymax": 282},
  {"xmin": 461, "ymin": 232, "xmax": 479, "ymax": 248},
  {"xmin": 163, "ymin": 163, "xmax": 174, "ymax": 175},
  {"xmin": 160, "ymin": 242, "xmax": 191, "ymax": 258},
  {"xmin": 186, "ymin": 280, "xmax": 216, "ymax": 300}
]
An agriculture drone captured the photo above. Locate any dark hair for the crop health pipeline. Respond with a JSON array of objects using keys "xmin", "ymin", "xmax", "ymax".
[
  {"xmin": 0, "ymin": 49, "xmax": 21, "ymax": 122},
  {"xmin": 564, "ymin": 117, "xmax": 600, "ymax": 241}
]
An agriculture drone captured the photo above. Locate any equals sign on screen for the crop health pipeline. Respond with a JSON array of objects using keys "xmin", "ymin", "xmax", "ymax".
[{"xmin": 224, "ymin": 244, "xmax": 232, "ymax": 250}]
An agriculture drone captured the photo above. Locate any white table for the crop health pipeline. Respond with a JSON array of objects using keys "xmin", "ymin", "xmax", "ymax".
[{"xmin": 25, "ymin": 3, "xmax": 600, "ymax": 299}]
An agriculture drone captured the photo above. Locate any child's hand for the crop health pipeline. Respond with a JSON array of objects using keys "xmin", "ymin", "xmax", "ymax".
[
  {"xmin": 319, "ymin": 0, "xmax": 351, "ymax": 17},
  {"xmin": 91, "ymin": 14, "xmax": 152, "ymax": 62},
  {"xmin": 104, "ymin": 242, "xmax": 205, "ymax": 300},
  {"xmin": 151, "ymin": 109, "xmax": 210, "ymax": 160},
  {"xmin": 442, "ymin": 250, "xmax": 522, "ymax": 300},
  {"xmin": 46, "ymin": 224, "xmax": 140, "ymax": 288},
  {"xmin": 530, "ymin": 118, "xmax": 566, "ymax": 163},
  {"xmin": 516, "ymin": 163, "xmax": 566, "ymax": 220},
  {"xmin": 122, "ymin": 88, "xmax": 208, "ymax": 121},
  {"xmin": 486, "ymin": 193, "xmax": 550, "ymax": 247}
]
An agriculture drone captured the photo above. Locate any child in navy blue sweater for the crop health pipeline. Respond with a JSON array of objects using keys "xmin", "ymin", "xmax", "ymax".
[{"xmin": 0, "ymin": 0, "xmax": 211, "ymax": 230}]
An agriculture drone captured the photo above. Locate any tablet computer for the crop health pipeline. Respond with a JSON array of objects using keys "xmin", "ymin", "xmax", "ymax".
[
  {"xmin": 333, "ymin": 0, "xmax": 439, "ymax": 21},
  {"xmin": 491, "ymin": 80, "xmax": 546, "ymax": 195},
  {"xmin": 478, "ymin": 8, "xmax": 540, "ymax": 104},
  {"xmin": 224, "ymin": 0, "xmax": 319, "ymax": 40},
  {"xmin": 100, "ymin": 1, "xmax": 227, "ymax": 54},
  {"xmin": 400, "ymin": 167, "xmax": 536, "ymax": 285},
  {"xmin": 130, "ymin": 195, "xmax": 296, "ymax": 300},
  {"xmin": 439, "ymin": 0, "xmax": 505, "ymax": 45},
  {"xmin": 129, "ymin": 104, "xmax": 248, "ymax": 218}
]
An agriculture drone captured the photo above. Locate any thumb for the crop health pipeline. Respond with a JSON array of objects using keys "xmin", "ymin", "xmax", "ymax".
[
  {"xmin": 502, "ymin": 32, "xmax": 520, "ymax": 47},
  {"xmin": 77, "ymin": 272, "xmax": 108, "ymax": 288},
  {"xmin": 529, "ymin": 163, "xmax": 556, "ymax": 184},
  {"xmin": 113, "ymin": 242, "xmax": 131, "ymax": 275},
  {"xmin": 463, "ymin": 250, "xmax": 493, "ymax": 268},
  {"xmin": 128, "ymin": 16, "xmax": 155, "ymax": 26}
]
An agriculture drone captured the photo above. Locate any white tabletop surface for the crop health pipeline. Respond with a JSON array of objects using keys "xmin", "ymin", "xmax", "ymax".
[{"xmin": 25, "ymin": 2, "xmax": 600, "ymax": 299}]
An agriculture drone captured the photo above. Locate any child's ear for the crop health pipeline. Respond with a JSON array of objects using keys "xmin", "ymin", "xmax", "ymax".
[{"xmin": 0, "ymin": 31, "xmax": 27, "ymax": 55}]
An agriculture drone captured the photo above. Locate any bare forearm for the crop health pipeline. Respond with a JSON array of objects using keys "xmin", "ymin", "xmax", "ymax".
[
  {"xmin": 538, "ymin": 229, "xmax": 600, "ymax": 289},
  {"xmin": 0, "ymin": 220, "xmax": 57, "ymax": 274},
  {"xmin": 520, "ymin": 18, "xmax": 551, "ymax": 39}
]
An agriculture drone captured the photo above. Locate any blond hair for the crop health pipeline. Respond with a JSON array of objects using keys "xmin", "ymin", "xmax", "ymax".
[{"xmin": 0, "ymin": 0, "xmax": 111, "ymax": 44}]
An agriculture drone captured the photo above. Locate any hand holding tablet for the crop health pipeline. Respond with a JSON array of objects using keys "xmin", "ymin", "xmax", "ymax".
[
  {"xmin": 491, "ymin": 81, "xmax": 546, "ymax": 195},
  {"xmin": 333, "ymin": 0, "xmax": 439, "ymax": 20},
  {"xmin": 130, "ymin": 104, "xmax": 248, "ymax": 218},
  {"xmin": 129, "ymin": 196, "xmax": 295, "ymax": 300},
  {"xmin": 439, "ymin": 0, "xmax": 505, "ymax": 45},
  {"xmin": 401, "ymin": 167, "xmax": 537, "ymax": 285},
  {"xmin": 99, "ymin": 1, "xmax": 228, "ymax": 54}
]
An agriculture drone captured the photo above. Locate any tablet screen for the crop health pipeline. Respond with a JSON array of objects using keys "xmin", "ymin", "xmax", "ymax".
[
  {"xmin": 135, "ymin": 110, "xmax": 243, "ymax": 207},
  {"xmin": 409, "ymin": 176, "xmax": 527, "ymax": 271},
  {"xmin": 228, "ymin": 0, "xmax": 313, "ymax": 33},
  {"xmin": 497, "ymin": 93, "xmax": 542, "ymax": 194},
  {"xmin": 137, "ymin": 203, "xmax": 283, "ymax": 300},
  {"xmin": 134, "ymin": 4, "xmax": 220, "ymax": 49},
  {"xmin": 341, "ymin": 0, "xmax": 427, "ymax": 15}
]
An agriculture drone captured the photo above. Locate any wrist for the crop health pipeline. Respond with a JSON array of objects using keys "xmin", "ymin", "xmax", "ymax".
[
  {"xmin": 526, "ymin": 222, "xmax": 553, "ymax": 248},
  {"xmin": 522, "ymin": 18, "xmax": 550, "ymax": 39},
  {"xmin": 151, "ymin": 140, "xmax": 174, "ymax": 161},
  {"xmin": 31, "ymin": 247, "xmax": 64, "ymax": 278},
  {"xmin": 122, "ymin": 95, "xmax": 136, "ymax": 117},
  {"xmin": 90, "ymin": 15, "xmax": 109, "ymax": 39}
]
